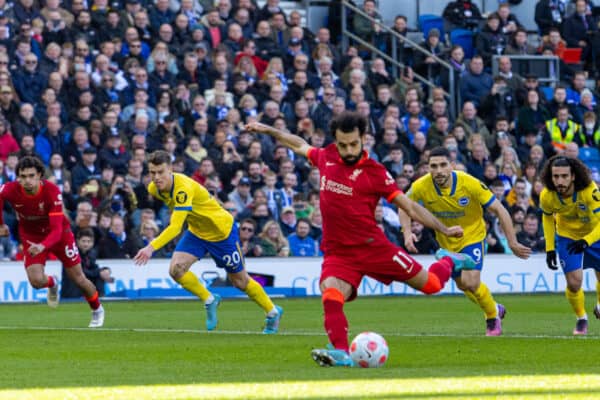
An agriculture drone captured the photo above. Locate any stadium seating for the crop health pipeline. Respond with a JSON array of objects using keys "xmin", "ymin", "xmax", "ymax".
[
  {"xmin": 418, "ymin": 14, "xmax": 445, "ymax": 42},
  {"xmin": 450, "ymin": 29, "xmax": 475, "ymax": 59},
  {"xmin": 540, "ymin": 86, "xmax": 555, "ymax": 102},
  {"xmin": 579, "ymin": 147, "xmax": 600, "ymax": 171}
]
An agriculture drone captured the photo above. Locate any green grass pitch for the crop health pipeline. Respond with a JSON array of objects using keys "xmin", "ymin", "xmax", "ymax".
[{"xmin": 1, "ymin": 294, "xmax": 600, "ymax": 399}]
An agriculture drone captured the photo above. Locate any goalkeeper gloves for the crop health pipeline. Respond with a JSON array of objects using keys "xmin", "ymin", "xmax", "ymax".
[
  {"xmin": 567, "ymin": 239, "xmax": 588, "ymax": 254},
  {"xmin": 546, "ymin": 250, "xmax": 558, "ymax": 270}
]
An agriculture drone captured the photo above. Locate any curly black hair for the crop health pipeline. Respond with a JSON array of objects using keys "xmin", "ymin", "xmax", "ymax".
[{"xmin": 540, "ymin": 155, "xmax": 591, "ymax": 192}]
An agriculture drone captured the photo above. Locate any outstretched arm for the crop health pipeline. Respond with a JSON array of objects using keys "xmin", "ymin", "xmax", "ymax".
[
  {"xmin": 488, "ymin": 199, "xmax": 532, "ymax": 259},
  {"xmin": 393, "ymin": 193, "xmax": 463, "ymax": 238},
  {"xmin": 245, "ymin": 122, "xmax": 312, "ymax": 157}
]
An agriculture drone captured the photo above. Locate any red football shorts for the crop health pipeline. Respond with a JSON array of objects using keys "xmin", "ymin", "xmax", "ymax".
[
  {"xmin": 22, "ymin": 229, "xmax": 81, "ymax": 269},
  {"xmin": 320, "ymin": 240, "xmax": 423, "ymax": 301}
]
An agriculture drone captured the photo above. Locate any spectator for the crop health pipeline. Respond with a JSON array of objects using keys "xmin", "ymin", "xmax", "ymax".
[
  {"xmin": 573, "ymin": 89, "xmax": 598, "ymax": 125},
  {"xmin": 440, "ymin": 45, "xmax": 466, "ymax": 102},
  {"xmin": 480, "ymin": 76, "xmax": 518, "ymax": 130},
  {"xmin": 287, "ymin": 218, "xmax": 318, "ymax": 256},
  {"xmin": 562, "ymin": 0, "xmax": 595, "ymax": 65},
  {"xmin": 460, "ymin": 56, "xmax": 493, "ymax": 107},
  {"xmin": 34, "ymin": 116, "xmax": 67, "ymax": 165},
  {"xmin": 535, "ymin": 0, "xmax": 566, "ymax": 35},
  {"xmin": 566, "ymin": 72, "xmax": 596, "ymax": 107},
  {"xmin": 466, "ymin": 141, "xmax": 489, "ymax": 181},
  {"xmin": 257, "ymin": 219, "xmax": 289, "ymax": 257},
  {"xmin": 45, "ymin": 153, "xmax": 71, "ymax": 193},
  {"xmin": 239, "ymin": 218, "xmax": 262, "ymax": 257},
  {"xmin": 543, "ymin": 104, "xmax": 580, "ymax": 156},
  {"xmin": 139, "ymin": 219, "xmax": 172, "ymax": 258},
  {"xmin": 505, "ymin": 28, "xmax": 537, "ymax": 56},
  {"xmin": 61, "ymin": 228, "xmax": 114, "ymax": 298},
  {"xmin": 576, "ymin": 111, "xmax": 600, "ymax": 148},
  {"xmin": 0, "ymin": 119, "xmax": 19, "ymax": 162},
  {"xmin": 516, "ymin": 213, "xmax": 545, "ymax": 252},
  {"xmin": 71, "ymin": 147, "xmax": 101, "ymax": 193},
  {"xmin": 414, "ymin": 28, "xmax": 446, "ymax": 82},
  {"xmin": 516, "ymin": 89, "xmax": 551, "ymax": 140},
  {"xmin": 443, "ymin": 0, "xmax": 483, "ymax": 31},
  {"xmin": 279, "ymin": 205, "xmax": 297, "ymax": 237},
  {"xmin": 97, "ymin": 214, "xmax": 143, "ymax": 259},
  {"xmin": 228, "ymin": 176, "xmax": 253, "ymax": 213},
  {"xmin": 475, "ymin": 13, "xmax": 508, "ymax": 66},
  {"xmin": 352, "ymin": 0, "xmax": 381, "ymax": 47},
  {"xmin": 0, "ymin": 85, "xmax": 20, "ymax": 127},
  {"xmin": 402, "ymin": 220, "xmax": 438, "ymax": 255},
  {"xmin": 12, "ymin": 53, "xmax": 46, "ymax": 105},
  {"xmin": 455, "ymin": 101, "xmax": 492, "ymax": 146}
]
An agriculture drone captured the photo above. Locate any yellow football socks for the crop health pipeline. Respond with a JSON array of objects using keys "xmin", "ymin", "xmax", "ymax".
[
  {"xmin": 464, "ymin": 290, "xmax": 478, "ymax": 304},
  {"xmin": 244, "ymin": 278, "xmax": 275, "ymax": 314},
  {"xmin": 467, "ymin": 283, "xmax": 498, "ymax": 319},
  {"xmin": 566, "ymin": 287, "xmax": 586, "ymax": 319},
  {"xmin": 176, "ymin": 271, "xmax": 211, "ymax": 302},
  {"xmin": 596, "ymin": 281, "xmax": 600, "ymax": 306}
]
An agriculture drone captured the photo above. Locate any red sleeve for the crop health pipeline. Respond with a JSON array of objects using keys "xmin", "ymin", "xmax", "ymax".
[
  {"xmin": 0, "ymin": 182, "xmax": 15, "ymax": 225},
  {"xmin": 0, "ymin": 184, "xmax": 5, "ymax": 225},
  {"xmin": 40, "ymin": 183, "xmax": 65, "ymax": 249},
  {"xmin": 307, "ymin": 147, "xmax": 320, "ymax": 167}
]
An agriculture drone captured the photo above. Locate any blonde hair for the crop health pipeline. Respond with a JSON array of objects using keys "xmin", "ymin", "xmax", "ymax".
[
  {"xmin": 140, "ymin": 220, "xmax": 159, "ymax": 236},
  {"xmin": 258, "ymin": 220, "xmax": 289, "ymax": 249},
  {"xmin": 238, "ymin": 93, "xmax": 258, "ymax": 110}
]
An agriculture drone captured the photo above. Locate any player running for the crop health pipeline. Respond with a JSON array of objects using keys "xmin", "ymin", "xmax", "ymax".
[
  {"xmin": 540, "ymin": 155, "xmax": 600, "ymax": 335},
  {"xmin": 246, "ymin": 112, "xmax": 476, "ymax": 368},
  {"xmin": 400, "ymin": 147, "xmax": 531, "ymax": 336},
  {"xmin": 0, "ymin": 156, "xmax": 104, "ymax": 327},
  {"xmin": 133, "ymin": 150, "xmax": 283, "ymax": 333}
]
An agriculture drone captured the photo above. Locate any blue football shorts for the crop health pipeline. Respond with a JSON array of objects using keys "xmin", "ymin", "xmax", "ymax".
[
  {"xmin": 175, "ymin": 225, "xmax": 245, "ymax": 274},
  {"xmin": 451, "ymin": 240, "xmax": 485, "ymax": 279},
  {"xmin": 556, "ymin": 235, "xmax": 600, "ymax": 273}
]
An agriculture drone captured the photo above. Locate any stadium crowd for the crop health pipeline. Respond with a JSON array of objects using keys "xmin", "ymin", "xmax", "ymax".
[{"xmin": 0, "ymin": 0, "xmax": 598, "ymax": 268}]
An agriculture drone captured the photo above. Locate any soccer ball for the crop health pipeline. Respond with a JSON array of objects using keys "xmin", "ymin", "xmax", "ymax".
[{"xmin": 349, "ymin": 332, "xmax": 389, "ymax": 368}]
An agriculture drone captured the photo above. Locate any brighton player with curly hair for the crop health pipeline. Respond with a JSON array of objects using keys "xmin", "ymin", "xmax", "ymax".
[{"xmin": 540, "ymin": 155, "xmax": 600, "ymax": 335}]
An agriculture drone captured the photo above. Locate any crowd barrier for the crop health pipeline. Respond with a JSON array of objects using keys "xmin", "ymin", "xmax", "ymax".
[{"xmin": 0, "ymin": 254, "xmax": 597, "ymax": 303}]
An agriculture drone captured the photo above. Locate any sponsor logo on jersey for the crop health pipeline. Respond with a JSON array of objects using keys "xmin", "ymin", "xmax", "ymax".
[
  {"xmin": 458, "ymin": 196, "xmax": 470, "ymax": 206},
  {"xmin": 349, "ymin": 168, "xmax": 363, "ymax": 181},
  {"xmin": 320, "ymin": 176, "xmax": 353, "ymax": 196},
  {"xmin": 578, "ymin": 203, "xmax": 587, "ymax": 211}
]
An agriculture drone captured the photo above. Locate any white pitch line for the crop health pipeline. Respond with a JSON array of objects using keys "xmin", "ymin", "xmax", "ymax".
[{"xmin": 0, "ymin": 325, "xmax": 598, "ymax": 340}]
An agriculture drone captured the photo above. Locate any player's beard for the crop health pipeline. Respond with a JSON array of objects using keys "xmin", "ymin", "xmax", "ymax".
[
  {"xmin": 556, "ymin": 182, "xmax": 574, "ymax": 195},
  {"xmin": 341, "ymin": 146, "xmax": 363, "ymax": 165},
  {"xmin": 434, "ymin": 173, "xmax": 450, "ymax": 187}
]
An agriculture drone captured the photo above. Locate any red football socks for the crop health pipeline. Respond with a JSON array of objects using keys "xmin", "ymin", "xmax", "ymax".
[
  {"xmin": 423, "ymin": 257, "xmax": 454, "ymax": 294},
  {"xmin": 322, "ymin": 287, "xmax": 349, "ymax": 352},
  {"xmin": 85, "ymin": 291, "xmax": 101, "ymax": 310},
  {"xmin": 46, "ymin": 275, "xmax": 56, "ymax": 288}
]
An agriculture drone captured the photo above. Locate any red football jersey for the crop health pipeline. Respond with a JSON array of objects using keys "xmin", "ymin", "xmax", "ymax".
[
  {"xmin": 308, "ymin": 144, "xmax": 402, "ymax": 253},
  {"xmin": 0, "ymin": 180, "xmax": 71, "ymax": 248}
]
